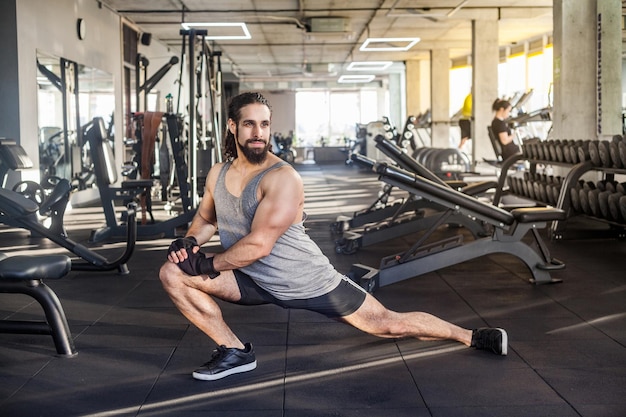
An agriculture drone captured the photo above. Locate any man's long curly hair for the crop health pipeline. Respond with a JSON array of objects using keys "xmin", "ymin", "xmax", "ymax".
[{"xmin": 223, "ymin": 92, "xmax": 272, "ymax": 160}]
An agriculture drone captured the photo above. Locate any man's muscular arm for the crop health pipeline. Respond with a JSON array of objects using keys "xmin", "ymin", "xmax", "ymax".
[
  {"xmin": 213, "ymin": 165, "xmax": 303, "ymax": 271},
  {"xmin": 167, "ymin": 164, "xmax": 221, "ymax": 264}
]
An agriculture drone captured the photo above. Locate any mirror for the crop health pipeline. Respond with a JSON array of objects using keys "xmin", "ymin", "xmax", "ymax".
[{"xmin": 36, "ymin": 51, "xmax": 114, "ymax": 186}]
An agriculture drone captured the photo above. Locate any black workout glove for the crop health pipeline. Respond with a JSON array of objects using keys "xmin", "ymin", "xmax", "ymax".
[
  {"xmin": 168, "ymin": 236, "xmax": 198, "ymax": 255},
  {"xmin": 178, "ymin": 251, "xmax": 220, "ymax": 279}
]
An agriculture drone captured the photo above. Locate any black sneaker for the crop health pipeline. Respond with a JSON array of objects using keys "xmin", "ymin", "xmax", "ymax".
[
  {"xmin": 192, "ymin": 343, "xmax": 257, "ymax": 381},
  {"xmin": 471, "ymin": 328, "xmax": 508, "ymax": 355}
]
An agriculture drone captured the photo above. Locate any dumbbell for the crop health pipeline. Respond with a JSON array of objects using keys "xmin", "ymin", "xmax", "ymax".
[
  {"xmin": 598, "ymin": 140, "xmax": 613, "ymax": 167},
  {"xmin": 569, "ymin": 179, "xmax": 585, "ymax": 212},
  {"xmin": 539, "ymin": 174, "xmax": 552, "ymax": 204},
  {"xmin": 608, "ymin": 191, "xmax": 625, "ymax": 223},
  {"xmin": 562, "ymin": 140, "xmax": 574, "ymax": 163},
  {"xmin": 588, "ymin": 179, "xmax": 616, "ymax": 218},
  {"xmin": 545, "ymin": 176, "xmax": 563, "ymax": 206},
  {"xmin": 578, "ymin": 181, "xmax": 597, "ymax": 215},
  {"xmin": 597, "ymin": 186, "xmax": 623, "ymax": 221},
  {"xmin": 620, "ymin": 195, "xmax": 626, "ymax": 224},
  {"xmin": 609, "ymin": 135, "xmax": 624, "ymax": 169},
  {"xmin": 588, "ymin": 140, "xmax": 601, "ymax": 166},
  {"xmin": 554, "ymin": 139, "xmax": 565, "ymax": 162},
  {"xmin": 522, "ymin": 172, "xmax": 535, "ymax": 198},
  {"xmin": 542, "ymin": 142, "xmax": 551, "ymax": 161},
  {"xmin": 528, "ymin": 142, "xmax": 539, "ymax": 160},
  {"xmin": 507, "ymin": 176, "xmax": 518, "ymax": 195},
  {"xmin": 577, "ymin": 140, "xmax": 594, "ymax": 164},
  {"xmin": 546, "ymin": 140, "xmax": 556, "ymax": 161},
  {"xmin": 521, "ymin": 142, "xmax": 531, "ymax": 159},
  {"xmin": 619, "ymin": 138, "xmax": 626, "ymax": 168},
  {"xmin": 533, "ymin": 180, "xmax": 546, "ymax": 203}
]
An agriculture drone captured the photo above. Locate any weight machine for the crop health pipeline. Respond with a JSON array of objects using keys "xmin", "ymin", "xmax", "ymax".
[{"xmin": 178, "ymin": 28, "xmax": 225, "ymax": 204}]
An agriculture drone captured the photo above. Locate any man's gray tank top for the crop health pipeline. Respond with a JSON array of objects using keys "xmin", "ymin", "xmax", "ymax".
[{"xmin": 214, "ymin": 160, "xmax": 343, "ymax": 300}]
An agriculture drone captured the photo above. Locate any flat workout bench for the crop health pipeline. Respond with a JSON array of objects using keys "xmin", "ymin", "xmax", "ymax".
[
  {"xmin": 349, "ymin": 163, "xmax": 566, "ymax": 292},
  {"xmin": 0, "ymin": 253, "xmax": 75, "ymax": 357}
]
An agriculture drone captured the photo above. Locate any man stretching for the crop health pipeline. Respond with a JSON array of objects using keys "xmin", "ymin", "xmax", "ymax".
[{"xmin": 160, "ymin": 92, "xmax": 507, "ymax": 381}]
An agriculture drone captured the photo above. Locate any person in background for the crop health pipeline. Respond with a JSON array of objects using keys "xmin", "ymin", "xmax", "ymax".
[
  {"xmin": 458, "ymin": 92, "xmax": 472, "ymax": 149},
  {"xmin": 160, "ymin": 91, "xmax": 509, "ymax": 382},
  {"xmin": 491, "ymin": 99, "xmax": 520, "ymax": 160}
]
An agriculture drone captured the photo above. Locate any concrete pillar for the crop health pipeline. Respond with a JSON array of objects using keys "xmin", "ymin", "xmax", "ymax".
[
  {"xmin": 472, "ymin": 19, "xmax": 499, "ymax": 162},
  {"xmin": 430, "ymin": 48, "xmax": 450, "ymax": 148},
  {"xmin": 388, "ymin": 71, "xmax": 406, "ymax": 132},
  {"xmin": 596, "ymin": 0, "xmax": 622, "ymax": 138},
  {"xmin": 406, "ymin": 60, "xmax": 428, "ymax": 116},
  {"xmin": 553, "ymin": 0, "xmax": 622, "ymax": 140}
]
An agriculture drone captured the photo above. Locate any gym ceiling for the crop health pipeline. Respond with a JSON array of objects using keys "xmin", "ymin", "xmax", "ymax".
[{"xmin": 100, "ymin": 0, "xmax": 553, "ymax": 85}]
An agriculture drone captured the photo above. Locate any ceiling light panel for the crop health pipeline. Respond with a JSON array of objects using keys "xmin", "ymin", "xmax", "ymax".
[
  {"xmin": 360, "ymin": 37, "xmax": 420, "ymax": 52},
  {"xmin": 338, "ymin": 75, "xmax": 376, "ymax": 83},
  {"xmin": 347, "ymin": 61, "xmax": 393, "ymax": 71},
  {"xmin": 180, "ymin": 22, "xmax": 251, "ymax": 40}
]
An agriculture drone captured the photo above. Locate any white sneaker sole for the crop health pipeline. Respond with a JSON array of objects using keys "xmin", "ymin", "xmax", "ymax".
[
  {"xmin": 192, "ymin": 360, "xmax": 257, "ymax": 381},
  {"xmin": 498, "ymin": 328, "xmax": 508, "ymax": 356}
]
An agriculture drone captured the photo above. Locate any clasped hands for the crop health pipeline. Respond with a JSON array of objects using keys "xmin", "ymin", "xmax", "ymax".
[{"xmin": 167, "ymin": 236, "xmax": 220, "ymax": 278}]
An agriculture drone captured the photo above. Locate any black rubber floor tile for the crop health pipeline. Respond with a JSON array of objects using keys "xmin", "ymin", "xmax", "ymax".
[
  {"xmin": 429, "ymin": 404, "xmax": 580, "ymax": 417},
  {"xmin": 284, "ymin": 343, "xmax": 424, "ymax": 411},
  {"xmin": 514, "ymin": 338, "xmax": 626, "ymax": 369},
  {"xmin": 413, "ymin": 367, "xmax": 566, "ymax": 408},
  {"xmin": 495, "ymin": 316, "xmax": 609, "ymax": 342},
  {"xmin": 538, "ymin": 367, "xmax": 626, "ymax": 409},
  {"xmin": 75, "ymin": 323, "xmax": 186, "ymax": 348},
  {"xmin": 450, "ymin": 285, "xmax": 575, "ymax": 319},
  {"xmin": 0, "ymin": 347, "xmax": 174, "ymax": 417},
  {"xmin": 284, "ymin": 408, "xmax": 431, "ymax": 417},
  {"xmin": 97, "ymin": 306, "xmax": 189, "ymax": 326}
]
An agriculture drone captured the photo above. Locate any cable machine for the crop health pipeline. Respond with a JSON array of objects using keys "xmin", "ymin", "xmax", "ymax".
[{"xmin": 179, "ymin": 28, "xmax": 224, "ymax": 207}]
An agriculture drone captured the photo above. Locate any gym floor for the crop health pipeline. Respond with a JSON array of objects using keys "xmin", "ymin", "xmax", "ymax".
[{"xmin": 1, "ymin": 161, "xmax": 625, "ymax": 417}]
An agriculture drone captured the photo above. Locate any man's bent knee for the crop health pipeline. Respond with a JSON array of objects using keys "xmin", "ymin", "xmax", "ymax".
[{"xmin": 159, "ymin": 261, "xmax": 183, "ymax": 289}]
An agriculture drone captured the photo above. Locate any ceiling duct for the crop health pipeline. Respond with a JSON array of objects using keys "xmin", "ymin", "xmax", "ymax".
[{"xmin": 307, "ymin": 17, "xmax": 351, "ymax": 33}]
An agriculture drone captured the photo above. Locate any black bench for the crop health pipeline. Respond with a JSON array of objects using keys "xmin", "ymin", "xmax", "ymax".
[
  {"xmin": 0, "ymin": 252, "xmax": 75, "ymax": 357},
  {"xmin": 349, "ymin": 162, "xmax": 566, "ymax": 292},
  {"xmin": 333, "ymin": 137, "xmax": 498, "ymax": 254}
]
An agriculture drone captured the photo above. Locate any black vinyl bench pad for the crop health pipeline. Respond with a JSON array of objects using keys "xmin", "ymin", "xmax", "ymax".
[{"xmin": 375, "ymin": 163, "xmax": 565, "ymax": 226}]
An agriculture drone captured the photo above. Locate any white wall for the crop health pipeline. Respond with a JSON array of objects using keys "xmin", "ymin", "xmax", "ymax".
[
  {"xmin": 15, "ymin": 0, "xmax": 122, "ymax": 180},
  {"xmin": 12, "ymin": 0, "xmax": 185, "ymax": 182}
]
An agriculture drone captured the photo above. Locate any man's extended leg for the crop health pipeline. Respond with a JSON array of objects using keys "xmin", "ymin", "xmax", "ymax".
[{"xmin": 341, "ymin": 293, "xmax": 507, "ymax": 354}]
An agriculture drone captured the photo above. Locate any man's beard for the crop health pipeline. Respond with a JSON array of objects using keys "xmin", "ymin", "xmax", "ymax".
[{"xmin": 236, "ymin": 137, "xmax": 270, "ymax": 164}]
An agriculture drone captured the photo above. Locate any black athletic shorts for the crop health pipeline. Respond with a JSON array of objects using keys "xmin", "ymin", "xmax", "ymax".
[
  {"xmin": 233, "ymin": 270, "xmax": 367, "ymax": 318},
  {"xmin": 459, "ymin": 118, "xmax": 471, "ymax": 139}
]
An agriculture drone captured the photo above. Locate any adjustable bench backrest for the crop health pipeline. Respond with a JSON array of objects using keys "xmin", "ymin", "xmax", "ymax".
[
  {"xmin": 487, "ymin": 126, "xmax": 503, "ymax": 161},
  {"xmin": 0, "ymin": 139, "xmax": 34, "ymax": 188},
  {"xmin": 85, "ymin": 117, "xmax": 118, "ymax": 187},
  {"xmin": 375, "ymin": 163, "xmax": 515, "ymax": 227},
  {"xmin": 0, "ymin": 187, "xmax": 39, "ymax": 218},
  {"xmin": 373, "ymin": 135, "xmax": 445, "ymax": 186}
]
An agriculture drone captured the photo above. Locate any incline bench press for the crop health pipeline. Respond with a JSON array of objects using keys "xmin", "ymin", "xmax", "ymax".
[
  {"xmin": 337, "ymin": 148, "xmax": 494, "ymax": 254},
  {"xmin": 349, "ymin": 162, "xmax": 566, "ymax": 293}
]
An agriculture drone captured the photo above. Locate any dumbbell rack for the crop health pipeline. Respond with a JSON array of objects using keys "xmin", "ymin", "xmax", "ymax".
[{"xmin": 495, "ymin": 138, "xmax": 626, "ymax": 241}]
